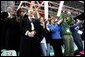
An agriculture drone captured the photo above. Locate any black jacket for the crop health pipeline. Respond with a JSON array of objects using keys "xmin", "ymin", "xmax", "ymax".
[
  {"xmin": 20, "ymin": 16, "xmax": 43, "ymax": 42},
  {"xmin": 19, "ymin": 16, "xmax": 43, "ymax": 56}
]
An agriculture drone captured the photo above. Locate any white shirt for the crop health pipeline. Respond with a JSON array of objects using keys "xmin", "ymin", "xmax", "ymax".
[{"xmin": 31, "ymin": 22, "xmax": 34, "ymax": 30}]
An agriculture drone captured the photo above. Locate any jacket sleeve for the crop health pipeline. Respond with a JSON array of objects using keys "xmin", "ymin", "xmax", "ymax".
[
  {"xmin": 20, "ymin": 18, "xmax": 30, "ymax": 36},
  {"xmin": 70, "ymin": 22, "xmax": 81, "ymax": 28}
]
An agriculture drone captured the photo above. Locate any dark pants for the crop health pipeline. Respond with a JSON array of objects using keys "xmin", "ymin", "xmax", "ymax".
[
  {"xmin": 50, "ymin": 39, "xmax": 63, "ymax": 56},
  {"xmin": 72, "ymin": 31, "xmax": 83, "ymax": 51},
  {"xmin": 19, "ymin": 36, "xmax": 42, "ymax": 56},
  {"xmin": 63, "ymin": 35, "xmax": 74, "ymax": 56},
  {"xmin": 71, "ymin": 27, "xmax": 83, "ymax": 51}
]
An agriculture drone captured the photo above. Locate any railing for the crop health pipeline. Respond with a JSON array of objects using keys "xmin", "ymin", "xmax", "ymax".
[{"xmin": 14, "ymin": 1, "xmax": 84, "ymax": 17}]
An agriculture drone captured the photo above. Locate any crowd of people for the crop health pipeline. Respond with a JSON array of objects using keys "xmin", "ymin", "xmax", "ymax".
[{"xmin": 1, "ymin": 6, "xmax": 84, "ymax": 56}]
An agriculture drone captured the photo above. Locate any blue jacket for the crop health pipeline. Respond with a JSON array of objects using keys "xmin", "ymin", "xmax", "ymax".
[{"xmin": 48, "ymin": 24, "xmax": 61, "ymax": 39}]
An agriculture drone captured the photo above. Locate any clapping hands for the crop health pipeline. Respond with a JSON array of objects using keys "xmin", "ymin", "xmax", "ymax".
[{"xmin": 27, "ymin": 31, "xmax": 36, "ymax": 38}]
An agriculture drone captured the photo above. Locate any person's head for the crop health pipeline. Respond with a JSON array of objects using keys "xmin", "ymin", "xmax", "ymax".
[
  {"xmin": 20, "ymin": 11, "xmax": 25, "ymax": 16},
  {"xmin": 28, "ymin": 10, "xmax": 34, "ymax": 17},
  {"xmin": 39, "ymin": 17, "xmax": 45, "ymax": 28},
  {"xmin": 7, "ymin": 7, "xmax": 15, "ymax": 17},
  {"xmin": 39, "ymin": 17, "xmax": 45, "ymax": 23},
  {"xmin": 7, "ymin": 7, "xmax": 11, "ymax": 12},
  {"xmin": 50, "ymin": 18, "xmax": 55, "ymax": 24},
  {"xmin": 21, "ymin": 7, "xmax": 28, "ymax": 16}
]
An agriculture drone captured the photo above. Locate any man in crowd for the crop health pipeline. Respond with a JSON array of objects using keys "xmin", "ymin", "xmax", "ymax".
[
  {"xmin": 19, "ymin": 9, "xmax": 43, "ymax": 56},
  {"xmin": 60, "ymin": 10, "xmax": 74, "ymax": 56}
]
